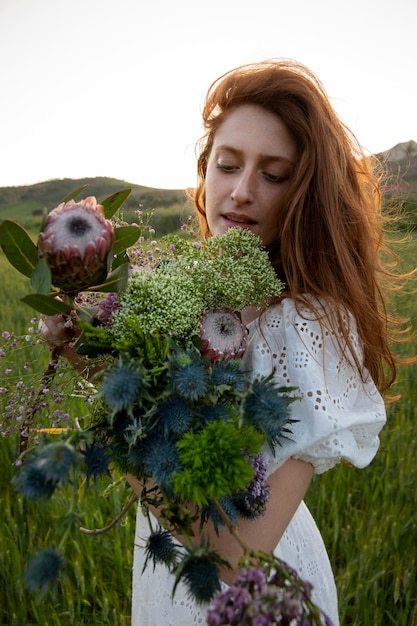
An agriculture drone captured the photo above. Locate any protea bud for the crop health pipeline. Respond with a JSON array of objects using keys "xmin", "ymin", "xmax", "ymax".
[
  {"xmin": 38, "ymin": 196, "xmax": 114, "ymax": 293},
  {"xmin": 199, "ymin": 307, "xmax": 248, "ymax": 362}
]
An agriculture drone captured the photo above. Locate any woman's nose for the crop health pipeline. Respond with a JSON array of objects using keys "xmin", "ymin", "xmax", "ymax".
[{"xmin": 230, "ymin": 171, "xmax": 254, "ymax": 204}]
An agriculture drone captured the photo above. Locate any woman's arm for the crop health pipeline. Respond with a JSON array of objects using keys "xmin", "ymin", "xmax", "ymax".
[{"xmin": 127, "ymin": 456, "xmax": 314, "ymax": 585}]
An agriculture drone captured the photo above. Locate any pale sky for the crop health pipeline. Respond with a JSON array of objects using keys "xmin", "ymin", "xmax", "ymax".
[{"xmin": 0, "ymin": 0, "xmax": 416, "ymax": 190}]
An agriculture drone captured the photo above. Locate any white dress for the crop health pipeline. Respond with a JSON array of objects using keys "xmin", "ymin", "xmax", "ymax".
[{"xmin": 131, "ymin": 298, "xmax": 386, "ymax": 625}]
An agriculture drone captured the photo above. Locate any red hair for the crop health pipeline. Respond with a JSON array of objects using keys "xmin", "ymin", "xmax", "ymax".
[{"xmin": 193, "ymin": 60, "xmax": 412, "ymax": 392}]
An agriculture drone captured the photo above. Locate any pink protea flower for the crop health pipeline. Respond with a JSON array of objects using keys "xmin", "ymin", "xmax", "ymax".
[
  {"xmin": 199, "ymin": 307, "xmax": 248, "ymax": 362},
  {"xmin": 38, "ymin": 197, "xmax": 114, "ymax": 293}
]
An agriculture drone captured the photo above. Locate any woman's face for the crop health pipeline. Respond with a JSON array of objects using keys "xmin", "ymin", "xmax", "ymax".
[{"xmin": 205, "ymin": 104, "xmax": 296, "ymax": 248}]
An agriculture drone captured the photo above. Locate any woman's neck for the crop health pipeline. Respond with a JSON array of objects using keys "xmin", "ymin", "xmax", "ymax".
[{"xmin": 241, "ymin": 306, "xmax": 262, "ymax": 326}]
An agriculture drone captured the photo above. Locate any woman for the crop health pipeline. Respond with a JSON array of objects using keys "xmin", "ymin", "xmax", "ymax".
[{"xmin": 130, "ymin": 60, "xmax": 397, "ymax": 625}]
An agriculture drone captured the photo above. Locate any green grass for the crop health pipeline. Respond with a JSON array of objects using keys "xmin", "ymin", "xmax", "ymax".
[
  {"xmin": 1, "ymin": 233, "xmax": 417, "ymax": 625},
  {"xmin": 0, "ymin": 250, "xmax": 135, "ymax": 626}
]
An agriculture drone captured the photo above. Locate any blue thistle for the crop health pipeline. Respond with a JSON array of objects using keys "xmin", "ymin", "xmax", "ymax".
[
  {"xmin": 12, "ymin": 462, "xmax": 56, "ymax": 501},
  {"xmin": 143, "ymin": 528, "xmax": 180, "ymax": 571},
  {"xmin": 211, "ymin": 360, "xmax": 246, "ymax": 392},
  {"xmin": 174, "ymin": 551, "xmax": 222, "ymax": 605},
  {"xmin": 142, "ymin": 436, "xmax": 182, "ymax": 491},
  {"xmin": 36, "ymin": 442, "xmax": 77, "ymax": 482},
  {"xmin": 81, "ymin": 440, "xmax": 111, "ymax": 485},
  {"xmin": 12, "ymin": 442, "xmax": 77, "ymax": 500},
  {"xmin": 168, "ymin": 350, "xmax": 210, "ymax": 402},
  {"xmin": 23, "ymin": 548, "xmax": 64, "ymax": 598},
  {"xmin": 157, "ymin": 397, "xmax": 192, "ymax": 435},
  {"xmin": 243, "ymin": 375, "xmax": 295, "ymax": 446},
  {"xmin": 98, "ymin": 357, "xmax": 148, "ymax": 415},
  {"xmin": 199, "ymin": 403, "xmax": 229, "ymax": 424}
]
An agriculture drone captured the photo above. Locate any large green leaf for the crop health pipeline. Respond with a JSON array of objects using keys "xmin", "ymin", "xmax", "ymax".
[
  {"xmin": 101, "ymin": 189, "xmax": 132, "ymax": 219},
  {"xmin": 111, "ymin": 250, "xmax": 129, "ymax": 270},
  {"xmin": 59, "ymin": 185, "xmax": 89, "ymax": 204},
  {"xmin": 113, "ymin": 225, "xmax": 141, "ymax": 254},
  {"xmin": 87, "ymin": 263, "xmax": 129, "ymax": 293},
  {"xmin": 30, "ymin": 258, "xmax": 52, "ymax": 294},
  {"xmin": 20, "ymin": 294, "xmax": 73, "ymax": 315},
  {"xmin": 0, "ymin": 220, "xmax": 38, "ymax": 278}
]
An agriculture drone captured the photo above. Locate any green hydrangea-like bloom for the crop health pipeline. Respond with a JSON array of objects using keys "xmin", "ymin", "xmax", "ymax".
[
  {"xmin": 188, "ymin": 228, "xmax": 283, "ymax": 311},
  {"xmin": 173, "ymin": 420, "xmax": 264, "ymax": 507},
  {"xmin": 111, "ymin": 268, "xmax": 205, "ymax": 344}
]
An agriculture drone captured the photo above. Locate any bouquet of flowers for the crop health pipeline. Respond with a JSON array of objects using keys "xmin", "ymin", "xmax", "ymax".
[{"xmin": 0, "ymin": 189, "xmax": 332, "ymax": 625}]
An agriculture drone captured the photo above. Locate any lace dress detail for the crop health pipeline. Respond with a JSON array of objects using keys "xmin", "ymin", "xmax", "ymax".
[{"xmin": 131, "ymin": 298, "xmax": 386, "ymax": 626}]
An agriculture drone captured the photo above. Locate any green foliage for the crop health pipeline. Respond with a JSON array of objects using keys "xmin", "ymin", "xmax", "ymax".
[
  {"xmin": 101, "ymin": 189, "xmax": 132, "ymax": 220},
  {"xmin": 0, "ymin": 437, "xmax": 134, "ymax": 626},
  {"xmin": 174, "ymin": 421, "xmax": 263, "ymax": 507},
  {"xmin": 0, "ymin": 220, "xmax": 38, "ymax": 278}
]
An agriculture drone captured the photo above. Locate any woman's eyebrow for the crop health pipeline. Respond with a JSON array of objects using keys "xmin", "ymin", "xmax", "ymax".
[{"xmin": 214, "ymin": 144, "xmax": 294, "ymax": 165}]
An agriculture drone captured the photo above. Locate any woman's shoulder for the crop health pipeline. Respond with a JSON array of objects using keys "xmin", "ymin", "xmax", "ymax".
[
  {"xmin": 253, "ymin": 295, "xmax": 354, "ymax": 330},
  {"xmin": 247, "ymin": 295, "xmax": 362, "ymax": 364}
]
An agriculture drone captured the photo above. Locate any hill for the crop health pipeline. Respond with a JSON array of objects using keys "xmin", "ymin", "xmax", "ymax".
[
  {"xmin": 0, "ymin": 140, "xmax": 416, "ymax": 222},
  {"xmin": 0, "ymin": 176, "xmax": 191, "ymax": 220},
  {"xmin": 377, "ymin": 139, "xmax": 417, "ymax": 195}
]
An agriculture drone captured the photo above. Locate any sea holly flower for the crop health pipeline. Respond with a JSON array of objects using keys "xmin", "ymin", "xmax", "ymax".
[
  {"xmin": 143, "ymin": 528, "xmax": 180, "ymax": 571},
  {"xmin": 168, "ymin": 350, "xmax": 211, "ymax": 402},
  {"xmin": 23, "ymin": 547, "xmax": 65, "ymax": 598},
  {"xmin": 12, "ymin": 442, "xmax": 77, "ymax": 500},
  {"xmin": 243, "ymin": 374, "xmax": 297, "ymax": 448},
  {"xmin": 81, "ymin": 440, "xmax": 111, "ymax": 485},
  {"xmin": 38, "ymin": 196, "xmax": 115, "ymax": 293},
  {"xmin": 210, "ymin": 359, "xmax": 246, "ymax": 392},
  {"xmin": 142, "ymin": 436, "xmax": 182, "ymax": 492},
  {"xmin": 199, "ymin": 308, "xmax": 248, "ymax": 363},
  {"xmin": 156, "ymin": 397, "xmax": 192, "ymax": 435},
  {"xmin": 97, "ymin": 357, "xmax": 149, "ymax": 417},
  {"xmin": 173, "ymin": 540, "xmax": 228, "ymax": 605}
]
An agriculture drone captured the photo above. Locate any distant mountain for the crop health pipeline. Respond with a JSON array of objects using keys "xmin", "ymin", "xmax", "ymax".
[{"xmin": 377, "ymin": 140, "xmax": 417, "ymax": 195}]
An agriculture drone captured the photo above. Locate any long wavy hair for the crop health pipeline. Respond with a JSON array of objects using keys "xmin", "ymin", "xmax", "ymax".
[{"xmin": 193, "ymin": 59, "xmax": 411, "ymax": 393}]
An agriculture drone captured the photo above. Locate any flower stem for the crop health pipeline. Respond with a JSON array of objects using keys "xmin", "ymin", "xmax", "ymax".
[
  {"xmin": 210, "ymin": 498, "xmax": 252, "ymax": 554},
  {"xmin": 79, "ymin": 494, "xmax": 138, "ymax": 535},
  {"xmin": 18, "ymin": 345, "xmax": 63, "ymax": 456}
]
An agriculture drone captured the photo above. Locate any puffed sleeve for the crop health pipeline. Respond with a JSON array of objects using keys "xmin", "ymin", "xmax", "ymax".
[{"xmin": 242, "ymin": 298, "xmax": 386, "ymax": 476}]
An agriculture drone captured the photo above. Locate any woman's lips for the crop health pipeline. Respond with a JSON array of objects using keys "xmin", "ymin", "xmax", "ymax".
[{"xmin": 222, "ymin": 212, "xmax": 256, "ymax": 226}]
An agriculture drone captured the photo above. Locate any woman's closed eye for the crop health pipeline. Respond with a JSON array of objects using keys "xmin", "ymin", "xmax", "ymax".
[
  {"xmin": 216, "ymin": 162, "xmax": 238, "ymax": 172},
  {"xmin": 262, "ymin": 171, "xmax": 290, "ymax": 184}
]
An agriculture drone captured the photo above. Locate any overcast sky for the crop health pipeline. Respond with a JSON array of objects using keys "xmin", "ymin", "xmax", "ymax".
[{"xmin": 0, "ymin": 0, "xmax": 416, "ymax": 190}]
